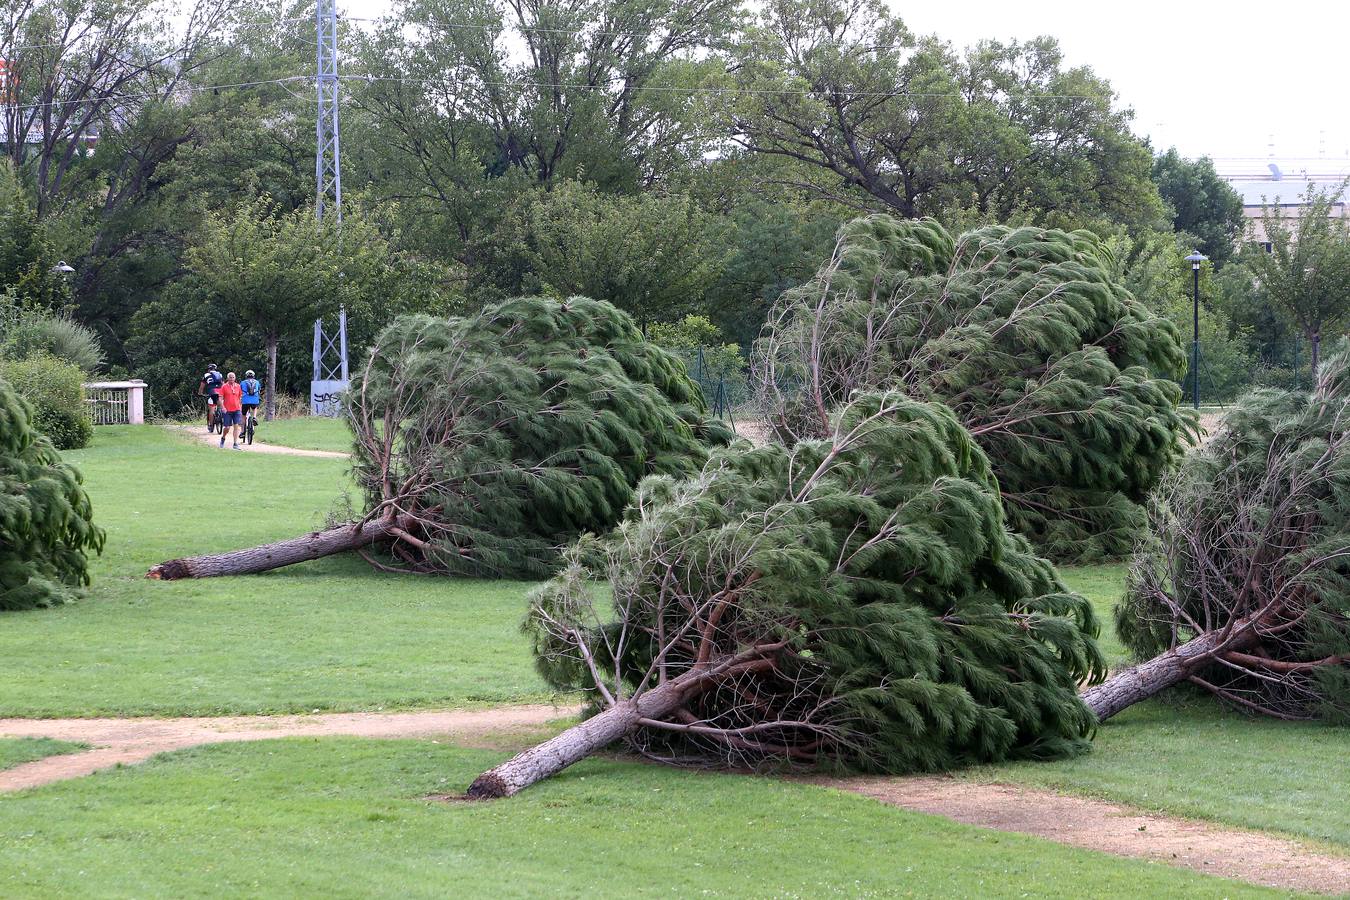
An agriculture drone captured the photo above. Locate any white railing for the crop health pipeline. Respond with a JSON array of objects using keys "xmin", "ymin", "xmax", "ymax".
[{"xmin": 82, "ymin": 380, "xmax": 146, "ymax": 425}]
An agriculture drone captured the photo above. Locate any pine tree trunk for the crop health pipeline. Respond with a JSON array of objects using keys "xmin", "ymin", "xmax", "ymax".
[
  {"xmin": 265, "ymin": 332, "xmax": 278, "ymax": 422},
  {"xmin": 1081, "ymin": 622, "xmax": 1260, "ymax": 722},
  {"xmin": 467, "ymin": 677, "xmax": 690, "ymax": 799},
  {"xmin": 146, "ymin": 516, "xmax": 400, "ymax": 580}
]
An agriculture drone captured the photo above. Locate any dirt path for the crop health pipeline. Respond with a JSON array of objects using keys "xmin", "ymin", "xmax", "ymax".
[
  {"xmin": 0, "ymin": 706, "xmax": 567, "ymax": 792},
  {"xmin": 821, "ymin": 775, "xmax": 1350, "ymax": 895},
  {"xmin": 168, "ymin": 424, "xmax": 348, "ymax": 459},
  {"xmin": 5, "ymin": 709, "xmax": 1348, "ymax": 893}
]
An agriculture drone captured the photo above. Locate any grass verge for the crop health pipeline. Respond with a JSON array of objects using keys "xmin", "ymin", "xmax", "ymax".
[
  {"xmin": 0, "ymin": 739, "xmax": 87, "ymax": 772},
  {"xmin": 0, "ymin": 739, "xmax": 1279, "ymax": 898},
  {"xmin": 253, "ymin": 415, "xmax": 352, "ymax": 453}
]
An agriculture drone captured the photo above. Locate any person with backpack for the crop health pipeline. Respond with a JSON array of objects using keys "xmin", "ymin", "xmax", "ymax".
[
  {"xmin": 196, "ymin": 364, "xmax": 224, "ymax": 432},
  {"xmin": 240, "ymin": 370, "xmax": 263, "ymax": 440}
]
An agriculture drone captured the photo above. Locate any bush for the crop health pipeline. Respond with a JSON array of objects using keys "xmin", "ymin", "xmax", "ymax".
[
  {"xmin": 1, "ymin": 311, "xmax": 105, "ymax": 374},
  {"xmin": 0, "ymin": 377, "xmax": 104, "ymax": 610},
  {"xmin": 0, "ymin": 354, "xmax": 92, "ymax": 450}
]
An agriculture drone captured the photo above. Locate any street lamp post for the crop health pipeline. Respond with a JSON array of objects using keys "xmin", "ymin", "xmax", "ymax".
[{"xmin": 1185, "ymin": 251, "xmax": 1208, "ymax": 410}]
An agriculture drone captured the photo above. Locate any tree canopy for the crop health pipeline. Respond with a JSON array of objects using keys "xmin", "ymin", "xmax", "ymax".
[{"xmin": 1151, "ymin": 149, "xmax": 1245, "ymax": 266}]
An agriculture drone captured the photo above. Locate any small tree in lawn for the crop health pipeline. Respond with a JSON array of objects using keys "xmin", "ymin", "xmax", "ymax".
[
  {"xmin": 1087, "ymin": 345, "xmax": 1350, "ymax": 723},
  {"xmin": 468, "ymin": 392, "xmax": 1105, "ymax": 798},
  {"xmin": 0, "ymin": 377, "xmax": 104, "ymax": 610},
  {"xmin": 149, "ymin": 297, "xmax": 731, "ymax": 580},
  {"xmin": 754, "ymin": 215, "xmax": 1193, "ymax": 562},
  {"xmin": 185, "ymin": 198, "xmax": 389, "ymax": 420},
  {"xmin": 1244, "ymin": 180, "xmax": 1350, "ymax": 374}
]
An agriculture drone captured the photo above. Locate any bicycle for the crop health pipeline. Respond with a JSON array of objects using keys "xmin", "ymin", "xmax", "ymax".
[
  {"xmin": 243, "ymin": 409, "xmax": 257, "ymax": 445},
  {"xmin": 209, "ymin": 403, "xmax": 223, "ymax": 434}
]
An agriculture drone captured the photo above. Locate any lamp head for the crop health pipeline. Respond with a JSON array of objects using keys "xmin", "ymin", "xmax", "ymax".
[{"xmin": 1184, "ymin": 251, "xmax": 1208, "ymax": 270}]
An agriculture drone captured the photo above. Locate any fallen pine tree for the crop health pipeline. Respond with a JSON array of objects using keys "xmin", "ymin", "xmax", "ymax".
[
  {"xmin": 468, "ymin": 393, "xmax": 1106, "ymax": 798},
  {"xmin": 149, "ymin": 297, "xmax": 731, "ymax": 580},
  {"xmin": 753, "ymin": 216, "xmax": 1193, "ymax": 563},
  {"xmin": 1083, "ymin": 346, "xmax": 1350, "ymax": 722}
]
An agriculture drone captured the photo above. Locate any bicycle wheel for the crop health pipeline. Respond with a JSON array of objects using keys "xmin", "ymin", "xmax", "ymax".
[{"xmin": 246, "ymin": 415, "xmax": 255, "ymax": 445}]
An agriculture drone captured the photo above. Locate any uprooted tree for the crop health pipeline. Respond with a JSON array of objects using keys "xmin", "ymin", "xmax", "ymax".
[
  {"xmin": 754, "ymin": 215, "xmax": 1193, "ymax": 562},
  {"xmin": 468, "ymin": 393, "xmax": 1106, "ymax": 798},
  {"xmin": 1084, "ymin": 346, "xmax": 1350, "ymax": 723},
  {"xmin": 148, "ymin": 297, "xmax": 732, "ymax": 580},
  {"xmin": 0, "ymin": 378, "xmax": 104, "ymax": 610}
]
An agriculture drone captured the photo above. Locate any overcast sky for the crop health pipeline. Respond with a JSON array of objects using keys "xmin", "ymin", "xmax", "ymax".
[
  {"xmin": 337, "ymin": 0, "xmax": 1350, "ymax": 171},
  {"xmin": 898, "ymin": 0, "xmax": 1350, "ymax": 171}
]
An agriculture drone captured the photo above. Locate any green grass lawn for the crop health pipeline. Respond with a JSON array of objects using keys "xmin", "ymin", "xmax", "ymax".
[
  {"xmin": 0, "ymin": 738, "xmax": 86, "ymax": 771},
  {"xmin": 0, "ymin": 427, "xmax": 546, "ymax": 716},
  {"xmin": 254, "ymin": 415, "xmax": 352, "ymax": 453},
  {"xmin": 0, "ymin": 739, "xmax": 1278, "ymax": 899}
]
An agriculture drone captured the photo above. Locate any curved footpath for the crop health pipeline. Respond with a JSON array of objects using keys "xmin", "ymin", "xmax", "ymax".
[
  {"xmin": 169, "ymin": 424, "xmax": 349, "ymax": 459},
  {"xmin": 1, "ymin": 708, "xmax": 1347, "ymax": 894}
]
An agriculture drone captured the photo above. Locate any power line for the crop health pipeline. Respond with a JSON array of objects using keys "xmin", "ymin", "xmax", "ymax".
[
  {"xmin": 2, "ymin": 75, "xmax": 309, "ymax": 114},
  {"xmin": 1, "ymin": 18, "xmax": 316, "ymax": 54}
]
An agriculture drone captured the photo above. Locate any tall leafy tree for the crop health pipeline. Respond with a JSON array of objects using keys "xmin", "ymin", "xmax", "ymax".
[
  {"xmin": 1151, "ymin": 149, "xmax": 1245, "ymax": 266},
  {"xmin": 0, "ymin": 163, "xmax": 69, "ymax": 310},
  {"xmin": 725, "ymin": 0, "xmax": 1162, "ymax": 230},
  {"xmin": 1244, "ymin": 180, "xmax": 1350, "ymax": 374},
  {"xmin": 476, "ymin": 181, "xmax": 724, "ymax": 325}
]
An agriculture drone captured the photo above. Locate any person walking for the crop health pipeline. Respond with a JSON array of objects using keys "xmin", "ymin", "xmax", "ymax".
[{"xmin": 217, "ymin": 371, "xmax": 244, "ymax": 450}]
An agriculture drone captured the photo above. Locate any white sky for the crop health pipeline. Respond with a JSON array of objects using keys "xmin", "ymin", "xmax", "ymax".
[
  {"xmin": 898, "ymin": 0, "xmax": 1350, "ymax": 170},
  {"xmin": 337, "ymin": 0, "xmax": 1350, "ymax": 171}
]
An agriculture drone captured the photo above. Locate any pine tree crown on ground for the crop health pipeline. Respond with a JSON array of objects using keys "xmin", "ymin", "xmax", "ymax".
[
  {"xmin": 526, "ymin": 391, "xmax": 1106, "ymax": 774},
  {"xmin": 348, "ymin": 295, "xmax": 733, "ymax": 578},
  {"xmin": 754, "ymin": 214, "xmax": 1195, "ymax": 563}
]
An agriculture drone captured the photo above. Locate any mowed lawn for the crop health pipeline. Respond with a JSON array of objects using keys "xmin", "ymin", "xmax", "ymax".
[
  {"xmin": 254, "ymin": 415, "xmax": 353, "ymax": 453},
  {"xmin": 0, "ymin": 426, "xmax": 547, "ymax": 716},
  {"xmin": 0, "ymin": 740, "xmax": 1279, "ymax": 899}
]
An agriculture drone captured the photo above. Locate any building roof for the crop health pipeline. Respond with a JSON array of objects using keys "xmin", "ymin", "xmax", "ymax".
[{"xmin": 1226, "ymin": 177, "xmax": 1349, "ymax": 208}]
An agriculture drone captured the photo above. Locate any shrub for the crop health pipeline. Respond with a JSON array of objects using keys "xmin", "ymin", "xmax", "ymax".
[
  {"xmin": 0, "ymin": 377, "xmax": 104, "ymax": 610},
  {"xmin": 0, "ymin": 354, "xmax": 92, "ymax": 450},
  {"xmin": 1, "ymin": 311, "xmax": 105, "ymax": 374}
]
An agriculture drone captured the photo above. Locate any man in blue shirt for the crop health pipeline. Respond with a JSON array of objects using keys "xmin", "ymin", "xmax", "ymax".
[{"xmin": 240, "ymin": 370, "xmax": 263, "ymax": 437}]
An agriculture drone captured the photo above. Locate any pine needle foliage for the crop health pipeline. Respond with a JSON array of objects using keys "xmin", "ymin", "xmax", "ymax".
[
  {"xmin": 1115, "ymin": 342, "xmax": 1350, "ymax": 722},
  {"xmin": 0, "ymin": 378, "xmax": 104, "ymax": 610},
  {"xmin": 349, "ymin": 296, "xmax": 732, "ymax": 578},
  {"xmin": 755, "ymin": 215, "xmax": 1193, "ymax": 562},
  {"xmin": 528, "ymin": 393, "xmax": 1105, "ymax": 774}
]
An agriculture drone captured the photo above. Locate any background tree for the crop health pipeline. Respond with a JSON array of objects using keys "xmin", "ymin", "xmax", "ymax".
[
  {"xmin": 468, "ymin": 393, "xmax": 1104, "ymax": 798},
  {"xmin": 0, "ymin": 377, "xmax": 104, "ymax": 610},
  {"xmin": 726, "ymin": 0, "xmax": 1163, "ymax": 230},
  {"xmin": 0, "ymin": 163, "xmax": 69, "ymax": 310},
  {"xmin": 755, "ymin": 215, "xmax": 1192, "ymax": 562},
  {"xmin": 1151, "ymin": 148, "xmax": 1245, "ymax": 267},
  {"xmin": 149, "ymin": 297, "xmax": 732, "ymax": 580},
  {"xmin": 1088, "ymin": 346, "xmax": 1350, "ymax": 723},
  {"xmin": 174, "ymin": 198, "xmax": 396, "ymax": 419},
  {"xmin": 475, "ymin": 182, "xmax": 724, "ymax": 324},
  {"xmin": 1244, "ymin": 180, "xmax": 1350, "ymax": 374}
]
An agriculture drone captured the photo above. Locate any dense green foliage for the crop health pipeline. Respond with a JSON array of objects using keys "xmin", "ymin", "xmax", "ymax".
[
  {"xmin": 0, "ymin": 378, "xmax": 103, "ymax": 610},
  {"xmin": 351, "ymin": 296, "xmax": 732, "ymax": 577},
  {"xmin": 758, "ymin": 215, "xmax": 1192, "ymax": 561},
  {"xmin": 0, "ymin": 306, "xmax": 106, "ymax": 374},
  {"xmin": 1151, "ymin": 150, "xmax": 1245, "ymax": 266},
  {"xmin": 531, "ymin": 394, "xmax": 1104, "ymax": 772},
  {"xmin": 1117, "ymin": 344, "xmax": 1350, "ymax": 721},
  {"xmin": 0, "ymin": 354, "xmax": 93, "ymax": 450}
]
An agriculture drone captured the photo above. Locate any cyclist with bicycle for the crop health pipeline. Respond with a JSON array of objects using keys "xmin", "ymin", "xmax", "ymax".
[
  {"xmin": 240, "ymin": 370, "xmax": 262, "ymax": 443},
  {"xmin": 197, "ymin": 364, "xmax": 224, "ymax": 432}
]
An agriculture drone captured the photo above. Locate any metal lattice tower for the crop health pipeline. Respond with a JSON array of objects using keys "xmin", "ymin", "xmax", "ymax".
[
  {"xmin": 315, "ymin": 0, "xmax": 342, "ymax": 222},
  {"xmin": 311, "ymin": 0, "xmax": 349, "ymax": 415}
]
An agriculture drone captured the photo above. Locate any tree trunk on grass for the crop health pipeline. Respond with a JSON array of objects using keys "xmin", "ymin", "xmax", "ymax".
[
  {"xmin": 1081, "ymin": 620, "xmax": 1261, "ymax": 723},
  {"xmin": 467, "ymin": 677, "xmax": 692, "ymax": 799},
  {"xmin": 146, "ymin": 515, "xmax": 403, "ymax": 580}
]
